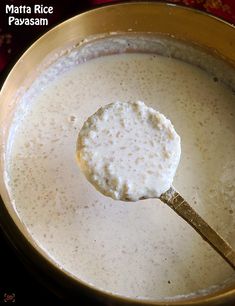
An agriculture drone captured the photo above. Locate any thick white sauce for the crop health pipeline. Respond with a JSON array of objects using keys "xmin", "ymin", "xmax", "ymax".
[
  {"xmin": 6, "ymin": 52, "xmax": 235, "ymax": 299},
  {"xmin": 77, "ymin": 101, "xmax": 181, "ymax": 201}
]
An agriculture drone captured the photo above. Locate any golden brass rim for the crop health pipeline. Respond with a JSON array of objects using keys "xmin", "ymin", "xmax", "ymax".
[{"xmin": 0, "ymin": 2, "xmax": 235, "ymax": 305}]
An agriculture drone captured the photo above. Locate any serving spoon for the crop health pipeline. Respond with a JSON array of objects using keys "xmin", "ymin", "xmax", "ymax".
[
  {"xmin": 77, "ymin": 101, "xmax": 235, "ymax": 271},
  {"xmin": 160, "ymin": 186, "xmax": 235, "ymax": 270}
]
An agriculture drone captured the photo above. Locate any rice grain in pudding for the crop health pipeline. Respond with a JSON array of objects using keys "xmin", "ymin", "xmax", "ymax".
[
  {"xmin": 77, "ymin": 101, "xmax": 181, "ymax": 201},
  {"xmin": 5, "ymin": 38, "xmax": 235, "ymax": 300}
]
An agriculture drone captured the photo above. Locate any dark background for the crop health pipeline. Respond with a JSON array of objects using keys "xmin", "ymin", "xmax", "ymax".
[
  {"xmin": 0, "ymin": 0, "xmax": 235, "ymax": 305},
  {"xmin": 0, "ymin": 2, "xmax": 102, "ymax": 305}
]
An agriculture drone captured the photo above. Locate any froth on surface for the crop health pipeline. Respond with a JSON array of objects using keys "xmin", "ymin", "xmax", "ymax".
[
  {"xmin": 77, "ymin": 101, "xmax": 181, "ymax": 201},
  {"xmin": 4, "ymin": 44, "xmax": 235, "ymax": 300}
]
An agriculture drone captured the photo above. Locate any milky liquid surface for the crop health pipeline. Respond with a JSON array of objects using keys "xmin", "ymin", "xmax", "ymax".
[
  {"xmin": 6, "ymin": 53, "xmax": 235, "ymax": 299},
  {"xmin": 77, "ymin": 101, "xmax": 181, "ymax": 201}
]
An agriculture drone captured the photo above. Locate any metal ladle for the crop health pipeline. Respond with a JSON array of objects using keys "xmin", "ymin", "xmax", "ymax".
[{"xmin": 159, "ymin": 186, "xmax": 235, "ymax": 270}]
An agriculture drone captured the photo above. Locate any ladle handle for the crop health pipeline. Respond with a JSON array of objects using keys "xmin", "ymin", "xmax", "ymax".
[{"xmin": 160, "ymin": 187, "xmax": 235, "ymax": 270}]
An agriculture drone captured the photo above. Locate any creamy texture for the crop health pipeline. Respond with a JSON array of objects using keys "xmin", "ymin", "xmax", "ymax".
[
  {"xmin": 77, "ymin": 101, "xmax": 181, "ymax": 201},
  {"xmin": 5, "ymin": 51, "xmax": 235, "ymax": 300}
]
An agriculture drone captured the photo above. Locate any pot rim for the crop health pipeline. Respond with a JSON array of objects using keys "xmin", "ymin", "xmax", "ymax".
[{"xmin": 0, "ymin": 2, "xmax": 235, "ymax": 305}]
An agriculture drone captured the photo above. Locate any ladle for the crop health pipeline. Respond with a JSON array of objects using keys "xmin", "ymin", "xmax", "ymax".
[{"xmin": 160, "ymin": 186, "xmax": 235, "ymax": 270}]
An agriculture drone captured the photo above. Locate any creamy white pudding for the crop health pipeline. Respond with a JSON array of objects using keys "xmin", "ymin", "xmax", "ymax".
[
  {"xmin": 5, "ymin": 38, "xmax": 235, "ymax": 300},
  {"xmin": 77, "ymin": 101, "xmax": 181, "ymax": 201}
]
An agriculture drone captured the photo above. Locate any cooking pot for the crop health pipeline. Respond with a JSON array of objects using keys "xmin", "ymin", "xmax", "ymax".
[{"xmin": 0, "ymin": 2, "xmax": 235, "ymax": 305}]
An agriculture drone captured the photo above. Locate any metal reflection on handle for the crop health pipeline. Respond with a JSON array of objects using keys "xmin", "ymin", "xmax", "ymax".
[{"xmin": 160, "ymin": 186, "xmax": 235, "ymax": 270}]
